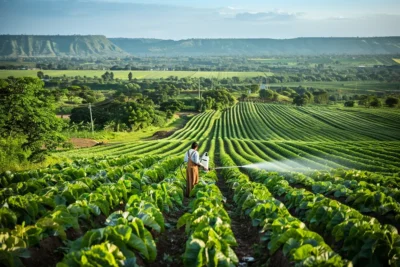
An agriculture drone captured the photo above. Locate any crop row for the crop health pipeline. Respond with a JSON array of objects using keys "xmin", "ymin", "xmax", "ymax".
[
  {"xmin": 222, "ymin": 139, "xmax": 400, "ymax": 266},
  {"xmin": 217, "ymin": 103, "xmax": 400, "ymax": 142},
  {"xmin": 178, "ymin": 170, "xmax": 239, "ymax": 266},
  {"xmin": 297, "ymin": 106, "xmax": 400, "ymax": 141},
  {"xmin": 300, "ymin": 170, "xmax": 400, "ymax": 202},
  {"xmin": 227, "ymin": 138, "xmax": 400, "ymax": 224},
  {"xmin": 279, "ymin": 172, "xmax": 400, "ymax": 228},
  {"xmin": 218, "ymin": 140, "xmax": 349, "ymax": 266},
  {"xmin": 0, "ymin": 156, "xmax": 184, "ymax": 266},
  {"xmin": 167, "ymin": 110, "xmax": 217, "ymax": 141}
]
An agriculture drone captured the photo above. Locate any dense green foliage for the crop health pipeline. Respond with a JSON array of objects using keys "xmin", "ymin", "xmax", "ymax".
[
  {"xmin": 0, "ymin": 78, "xmax": 66, "ymax": 162},
  {"xmin": 197, "ymin": 89, "xmax": 236, "ymax": 111},
  {"xmin": 70, "ymin": 96, "xmax": 158, "ymax": 132}
]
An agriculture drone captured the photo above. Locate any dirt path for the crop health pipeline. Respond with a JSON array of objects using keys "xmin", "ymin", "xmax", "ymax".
[
  {"xmin": 214, "ymin": 153, "xmax": 262, "ymax": 266},
  {"xmin": 148, "ymin": 198, "xmax": 190, "ymax": 267},
  {"xmin": 70, "ymin": 138, "xmax": 100, "ymax": 148}
]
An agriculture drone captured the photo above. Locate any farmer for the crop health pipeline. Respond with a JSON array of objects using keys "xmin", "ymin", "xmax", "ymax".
[{"xmin": 184, "ymin": 142, "xmax": 208, "ymax": 197}]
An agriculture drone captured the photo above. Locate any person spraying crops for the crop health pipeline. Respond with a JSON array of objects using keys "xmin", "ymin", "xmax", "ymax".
[{"xmin": 184, "ymin": 142, "xmax": 208, "ymax": 197}]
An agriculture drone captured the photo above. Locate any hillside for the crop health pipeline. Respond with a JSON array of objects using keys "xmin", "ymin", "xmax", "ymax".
[
  {"xmin": 2, "ymin": 35, "xmax": 400, "ymax": 57},
  {"xmin": 110, "ymin": 37, "xmax": 400, "ymax": 56},
  {"xmin": 0, "ymin": 35, "xmax": 126, "ymax": 57}
]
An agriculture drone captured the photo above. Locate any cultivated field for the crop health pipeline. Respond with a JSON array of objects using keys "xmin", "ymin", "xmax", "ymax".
[
  {"xmin": 249, "ymin": 55, "xmax": 400, "ymax": 67},
  {"xmin": 2, "ymin": 102, "xmax": 400, "ymax": 266},
  {"xmin": 273, "ymin": 80, "xmax": 400, "ymax": 92}
]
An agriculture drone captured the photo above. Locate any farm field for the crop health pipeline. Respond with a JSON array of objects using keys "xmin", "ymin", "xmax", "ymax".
[
  {"xmin": 1, "ymin": 70, "xmax": 399, "ymax": 94},
  {"xmin": 0, "ymin": 70, "xmax": 273, "ymax": 80},
  {"xmin": 272, "ymin": 80, "xmax": 400, "ymax": 92},
  {"xmin": 249, "ymin": 55, "xmax": 400, "ymax": 67},
  {"xmin": 1, "ymin": 102, "xmax": 400, "ymax": 266}
]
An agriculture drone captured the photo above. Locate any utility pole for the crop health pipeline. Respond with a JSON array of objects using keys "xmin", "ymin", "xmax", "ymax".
[
  {"xmin": 88, "ymin": 103, "xmax": 94, "ymax": 135},
  {"xmin": 198, "ymin": 69, "xmax": 201, "ymax": 100}
]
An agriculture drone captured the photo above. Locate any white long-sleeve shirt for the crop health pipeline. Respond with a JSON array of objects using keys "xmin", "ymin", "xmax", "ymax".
[{"xmin": 184, "ymin": 149, "xmax": 204, "ymax": 167}]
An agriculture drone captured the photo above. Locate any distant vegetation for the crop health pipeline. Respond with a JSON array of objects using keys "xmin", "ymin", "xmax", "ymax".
[
  {"xmin": 0, "ymin": 36, "xmax": 399, "ymax": 170},
  {"xmin": 111, "ymin": 37, "xmax": 400, "ymax": 56},
  {"xmin": 1, "ymin": 35, "xmax": 400, "ymax": 57}
]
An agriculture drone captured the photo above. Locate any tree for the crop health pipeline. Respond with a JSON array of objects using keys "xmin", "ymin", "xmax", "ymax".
[
  {"xmin": 250, "ymin": 84, "xmax": 260, "ymax": 93},
  {"xmin": 329, "ymin": 95, "xmax": 337, "ymax": 102},
  {"xmin": 0, "ymin": 77, "xmax": 65, "ymax": 161},
  {"xmin": 37, "ymin": 71, "xmax": 44, "ymax": 79},
  {"xmin": 358, "ymin": 95, "xmax": 381, "ymax": 108},
  {"xmin": 344, "ymin": 100, "xmax": 355, "ymax": 107},
  {"xmin": 313, "ymin": 91, "xmax": 328, "ymax": 104},
  {"xmin": 370, "ymin": 98, "xmax": 382, "ymax": 108},
  {"xmin": 118, "ymin": 83, "xmax": 141, "ymax": 101},
  {"xmin": 124, "ymin": 102, "xmax": 156, "ymax": 130},
  {"xmin": 259, "ymin": 89, "xmax": 274, "ymax": 100},
  {"xmin": 101, "ymin": 71, "xmax": 111, "ymax": 81},
  {"xmin": 292, "ymin": 95, "xmax": 309, "ymax": 106},
  {"xmin": 201, "ymin": 89, "xmax": 236, "ymax": 110},
  {"xmin": 240, "ymin": 93, "xmax": 248, "ymax": 101},
  {"xmin": 128, "ymin": 72, "xmax": 133, "ymax": 81},
  {"xmin": 160, "ymin": 99, "xmax": 184, "ymax": 119},
  {"xmin": 385, "ymin": 96, "xmax": 399, "ymax": 107}
]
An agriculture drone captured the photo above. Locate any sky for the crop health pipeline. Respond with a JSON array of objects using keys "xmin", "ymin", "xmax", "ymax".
[{"xmin": 0, "ymin": 0, "xmax": 399, "ymax": 39}]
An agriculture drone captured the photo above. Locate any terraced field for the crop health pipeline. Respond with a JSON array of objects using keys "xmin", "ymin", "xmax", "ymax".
[{"xmin": 1, "ymin": 102, "xmax": 400, "ymax": 266}]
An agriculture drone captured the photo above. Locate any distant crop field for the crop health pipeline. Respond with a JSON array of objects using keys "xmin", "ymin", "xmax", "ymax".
[
  {"xmin": 0, "ymin": 70, "xmax": 273, "ymax": 80},
  {"xmin": 272, "ymin": 81, "xmax": 400, "ymax": 92},
  {"xmin": 248, "ymin": 55, "xmax": 396, "ymax": 67},
  {"xmin": 393, "ymin": 58, "xmax": 400, "ymax": 64}
]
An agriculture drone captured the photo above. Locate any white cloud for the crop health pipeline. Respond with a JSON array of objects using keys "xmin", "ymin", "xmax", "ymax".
[{"xmin": 234, "ymin": 11, "xmax": 299, "ymax": 21}]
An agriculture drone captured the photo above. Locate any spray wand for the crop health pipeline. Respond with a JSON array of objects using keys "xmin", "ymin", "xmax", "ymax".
[{"xmin": 213, "ymin": 166, "xmax": 244, "ymax": 170}]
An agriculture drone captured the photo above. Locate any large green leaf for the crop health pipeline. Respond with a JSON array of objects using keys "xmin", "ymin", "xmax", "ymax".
[
  {"xmin": 292, "ymin": 244, "xmax": 315, "ymax": 261},
  {"xmin": 127, "ymin": 232, "xmax": 149, "ymax": 259},
  {"xmin": 183, "ymin": 238, "xmax": 205, "ymax": 267}
]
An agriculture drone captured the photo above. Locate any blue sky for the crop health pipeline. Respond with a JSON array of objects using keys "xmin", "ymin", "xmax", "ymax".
[{"xmin": 0, "ymin": 0, "xmax": 399, "ymax": 39}]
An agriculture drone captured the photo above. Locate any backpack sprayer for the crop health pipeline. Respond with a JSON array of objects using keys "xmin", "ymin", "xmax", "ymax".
[{"xmin": 180, "ymin": 151, "xmax": 244, "ymax": 177}]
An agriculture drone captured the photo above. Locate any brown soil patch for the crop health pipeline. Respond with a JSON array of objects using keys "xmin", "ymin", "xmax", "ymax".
[
  {"xmin": 215, "ymin": 169, "xmax": 263, "ymax": 265},
  {"xmin": 22, "ymin": 236, "xmax": 64, "ymax": 267},
  {"xmin": 70, "ymin": 138, "xmax": 99, "ymax": 148},
  {"xmin": 269, "ymin": 250, "xmax": 291, "ymax": 267},
  {"xmin": 148, "ymin": 198, "xmax": 189, "ymax": 267},
  {"xmin": 56, "ymin": 114, "xmax": 71, "ymax": 119},
  {"xmin": 151, "ymin": 131, "xmax": 175, "ymax": 139}
]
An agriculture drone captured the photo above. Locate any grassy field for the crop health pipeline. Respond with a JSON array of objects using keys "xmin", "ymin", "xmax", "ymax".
[
  {"xmin": 0, "ymin": 70, "xmax": 274, "ymax": 79},
  {"xmin": 394, "ymin": 58, "xmax": 400, "ymax": 64},
  {"xmin": 271, "ymin": 80, "xmax": 400, "ymax": 92},
  {"xmin": 2, "ymin": 70, "xmax": 399, "ymax": 93},
  {"xmin": 249, "ymin": 55, "xmax": 398, "ymax": 67}
]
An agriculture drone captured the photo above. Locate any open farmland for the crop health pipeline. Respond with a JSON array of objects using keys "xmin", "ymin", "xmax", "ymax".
[
  {"xmin": 272, "ymin": 80, "xmax": 400, "ymax": 92},
  {"xmin": 2, "ymin": 102, "xmax": 400, "ymax": 266},
  {"xmin": 0, "ymin": 70, "xmax": 273, "ymax": 80}
]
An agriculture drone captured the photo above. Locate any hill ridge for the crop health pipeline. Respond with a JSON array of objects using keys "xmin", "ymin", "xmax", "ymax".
[
  {"xmin": 110, "ymin": 36, "xmax": 400, "ymax": 56},
  {"xmin": 0, "ymin": 35, "xmax": 126, "ymax": 57}
]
